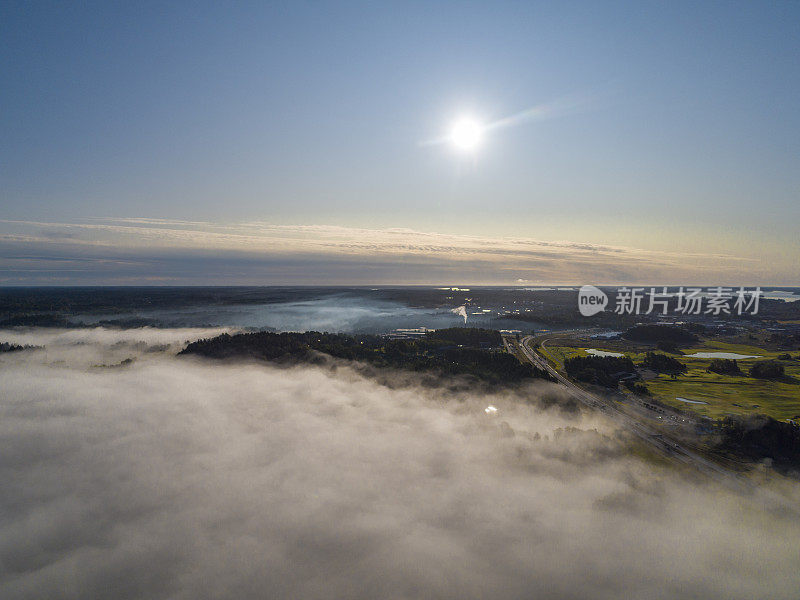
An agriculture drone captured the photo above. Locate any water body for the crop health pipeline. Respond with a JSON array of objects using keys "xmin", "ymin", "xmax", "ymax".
[
  {"xmin": 585, "ymin": 349, "xmax": 625, "ymax": 357},
  {"xmin": 676, "ymin": 397, "xmax": 709, "ymax": 405},
  {"xmin": 591, "ymin": 331, "xmax": 622, "ymax": 339},
  {"xmin": 3, "ymin": 288, "xmax": 550, "ymax": 334},
  {"xmin": 762, "ymin": 290, "xmax": 800, "ymax": 302},
  {"xmin": 74, "ymin": 297, "xmax": 547, "ymax": 333},
  {"xmin": 685, "ymin": 352, "xmax": 761, "ymax": 359}
]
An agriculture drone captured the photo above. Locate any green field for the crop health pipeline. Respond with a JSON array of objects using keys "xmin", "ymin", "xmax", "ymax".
[
  {"xmin": 537, "ymin": 344, "xmax": 586, "ymax": 368},
  {"xmin": 544, "ymin": 340, "xmax": 800, "ymax": 421}
]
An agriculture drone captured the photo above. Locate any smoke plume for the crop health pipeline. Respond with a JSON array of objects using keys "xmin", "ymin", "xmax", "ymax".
[{"xmin": 451, "ymin": 305, "xmax": 468, "ymax": 324}]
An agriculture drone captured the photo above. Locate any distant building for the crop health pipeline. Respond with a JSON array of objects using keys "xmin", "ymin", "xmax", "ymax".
[{"xmin": 385, "ymin": 327, "xmax": 434, "ymax": 340}]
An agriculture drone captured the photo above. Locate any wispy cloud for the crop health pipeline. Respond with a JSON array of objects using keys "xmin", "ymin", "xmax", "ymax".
[{"xmin": 0, "ymin": 218, "xmax": 782, "ymax": 285}]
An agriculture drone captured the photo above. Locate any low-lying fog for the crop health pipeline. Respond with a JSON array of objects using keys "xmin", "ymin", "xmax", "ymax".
[
  {"xmin": 1, "ymin": 328, "xmax": 798, "ymax": 599},
  {"xmin": 71, "ymin": 294, "xmax": 542, "ymax": 333},
  {"xmin": 73, "ymin": 295, "xmax": 429, "ymax": 331}
]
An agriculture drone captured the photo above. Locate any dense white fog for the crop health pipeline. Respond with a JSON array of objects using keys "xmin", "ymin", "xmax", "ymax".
[{"xmin": 1, "ymin": 329, "xmax": 799, "ymax": 599}]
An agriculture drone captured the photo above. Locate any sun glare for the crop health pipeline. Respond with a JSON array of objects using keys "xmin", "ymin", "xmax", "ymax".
[{"xmin": 450, "ymin": 117, "xmax": 483, "ymax": 151}]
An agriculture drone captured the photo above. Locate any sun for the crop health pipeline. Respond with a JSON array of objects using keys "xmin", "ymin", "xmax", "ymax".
[{"xmin": 450, "ymin": 117, "xmax": 484, "ymax": 151}]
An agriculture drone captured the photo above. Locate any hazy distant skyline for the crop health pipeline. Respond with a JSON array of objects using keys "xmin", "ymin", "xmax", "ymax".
[{"xmin": 2, "ymin": 2, "xmax": 799, "ymax": 284}]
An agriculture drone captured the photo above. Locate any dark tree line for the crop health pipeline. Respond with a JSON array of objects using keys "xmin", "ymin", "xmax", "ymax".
[
  {"xmin": 749, "ymin": 360, "xmax": 785, "ymax": 380},
  {"xmin": 715, "ymin": 415, "xmax": 800, "ymax": 472},
  {"xmin": 424, "ymin": 327, "xmax": 502, "ymax": 347},
  {"xmin": 640, "ymin": 352, "xmax": 687, "ymax": 375},
  {"xmin": 0, "ymin": 342, "xmax": 39, "ymax": 352},
  {"xmin": 563, "ymin": 355, "xmax": 636, "ymax": 388},
  {"xmin": 179, "ymin": 328, "xmax": 554, "ymax": 385},
  {"xmin": 623, "ymin": 380, "xmax": 651, "ymax": 395},
  {"xmin": 767, "ymin": 332, "xmax": 800, "ymax": 349},
  {"xmin": 707, "ymin": 358, "xmax": 742, "ymax": 375},
  {"xmin": 623, "ymin": 325, "xmax": 698, "ymax": 344}
]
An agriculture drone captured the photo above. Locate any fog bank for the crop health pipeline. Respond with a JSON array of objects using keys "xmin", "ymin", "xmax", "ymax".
[{"xmin": 0, "ymin": 330, "xmax": 798, "ymax": 599}]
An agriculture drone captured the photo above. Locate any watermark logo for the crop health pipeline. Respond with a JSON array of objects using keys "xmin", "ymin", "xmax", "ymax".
[
  {"xmin": 578, "ymin": 285, "xmax": 608, "ymax": 316},
  {"xmin": 577, "ymin": 286, "xmax": 762, "ymax": 316}
]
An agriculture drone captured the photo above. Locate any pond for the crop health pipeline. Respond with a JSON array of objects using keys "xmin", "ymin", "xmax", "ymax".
[
  {"xmin": 676, "ymin": 397, "xmax": 709, "ymax": 405},
  {"xmin": 585, "ymin": 349, "xmax": 625, "ymax": 357}
]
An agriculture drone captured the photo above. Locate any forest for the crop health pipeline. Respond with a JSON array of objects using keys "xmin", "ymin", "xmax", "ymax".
[
  {"xmin": 179, "ymin": 327, "xmax": 555, "ymax": 385},
  {"xmin": 563, "ymin": 355, "xmax": 637, "ymax": 388}
]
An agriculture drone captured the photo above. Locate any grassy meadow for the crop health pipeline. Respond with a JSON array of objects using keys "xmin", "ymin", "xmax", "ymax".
[{"xmin": 542, "ymin": 339, "xmax": 800, "ymax": 421}]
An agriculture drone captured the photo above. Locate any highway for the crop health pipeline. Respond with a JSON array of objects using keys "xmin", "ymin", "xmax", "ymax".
[{"xmin": 506, "ymin": 333, "xmax": 741, "ymax": 483}]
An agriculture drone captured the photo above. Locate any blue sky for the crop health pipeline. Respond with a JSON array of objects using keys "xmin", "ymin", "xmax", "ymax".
[{"xmin": 1, "ymin": 1, "xmax": 798, "ymax": 284}]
